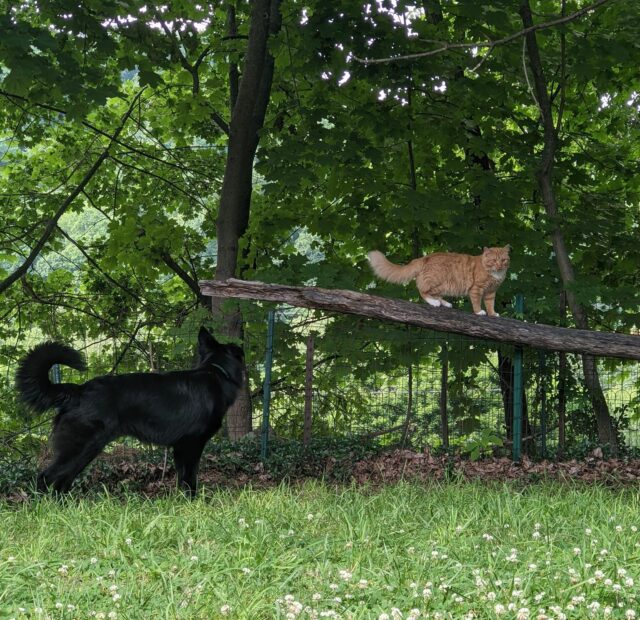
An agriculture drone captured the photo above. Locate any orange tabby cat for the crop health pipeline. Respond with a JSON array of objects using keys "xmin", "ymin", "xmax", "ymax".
[{"xmin": 367, "ymin": 246, "xmax": 510, "ymax": 316}]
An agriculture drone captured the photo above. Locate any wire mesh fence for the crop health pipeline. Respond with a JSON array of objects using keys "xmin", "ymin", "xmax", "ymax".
[
  {"xmin": 1, "ymin": 300, "xmax": 640, "ymax": 463},
  {"xmin": 251, "ymin": 305, "xmax": 640, "ymax": 459}
]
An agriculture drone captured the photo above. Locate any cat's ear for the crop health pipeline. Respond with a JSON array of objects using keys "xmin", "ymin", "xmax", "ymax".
[
  {"xmin": 503, "ymin": 244, "xmax": 512, "ymax": 253},
  {"xmin": 483, "ymin": 247, "xmax": 489, "ymax": 254}
]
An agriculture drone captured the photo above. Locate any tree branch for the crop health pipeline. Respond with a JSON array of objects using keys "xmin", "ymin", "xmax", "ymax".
[
  {"xmin": 200, "ymin": 279, "xmax": 640, "ymax": 360},
  {"xmin": 353, "ymin": 0, "xmax": 611, "ymax": 65},
  {"xmin": 160, "ymin": 251, "xmax": 208, "ymax": 307},
  {"xmin": 0, "ymin": 89, "xmax": 146, "ymax": 296}
]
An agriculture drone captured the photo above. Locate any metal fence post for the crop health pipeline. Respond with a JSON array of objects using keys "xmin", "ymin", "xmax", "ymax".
[
  {"xmin": 261, "ymin": 310, "xmax": 276, "ymax": 461},
  {"xmin": 512, "ymin": 294, "xmax": 524, "ymax": 462},
  {"xmin": 303, "ymin": 335, "xmax": 314, "ymax": 446},
  {"xmin": 539, "ymin": 351, "xmax": 547, "ymax": 458}
]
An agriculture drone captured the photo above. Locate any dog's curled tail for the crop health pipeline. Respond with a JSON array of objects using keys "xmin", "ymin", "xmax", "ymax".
[
  {"xmin": 15, "ymin": 342, "xmax": 86, "ymax": 413},
  {"xmin": 367, "ymin": 250, "xmax": 422, "ymax": 285}
]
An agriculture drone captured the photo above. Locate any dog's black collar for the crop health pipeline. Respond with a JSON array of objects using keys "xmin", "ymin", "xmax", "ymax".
[{"xmin": 209, "ymin": 362, "xmax": 230, "ymax": 379}]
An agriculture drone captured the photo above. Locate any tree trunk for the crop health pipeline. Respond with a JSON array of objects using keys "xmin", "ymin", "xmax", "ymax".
[
  {"xmin": 213, "ymin": 0, "xmax": 282, "ymax": 439},
  {"xmin": 557, "ymin": 291, "xmax": 567, "ymax": 458},
  {"xmin": 520, "ymin": 0, "xmax": 616, "ymax": 452}
]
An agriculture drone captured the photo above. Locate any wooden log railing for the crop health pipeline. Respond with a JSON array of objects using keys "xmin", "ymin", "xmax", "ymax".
[{"xmin": 199, "ymin": 279, "xmax": 640, "ymax": 361}]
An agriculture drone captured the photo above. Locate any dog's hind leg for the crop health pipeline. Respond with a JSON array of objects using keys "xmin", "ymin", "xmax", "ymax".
[
  {"xmin": 39, "ymin": 418, "xmax": 110, "ymax": 493},
  {"xmin": 173, "ymin": 437, "xmax": 208, "ymax": 498}
]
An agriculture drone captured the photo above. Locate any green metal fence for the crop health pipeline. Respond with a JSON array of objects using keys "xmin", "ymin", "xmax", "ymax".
[
  {"xmin": 2, "ymin": 299, "xmax": 640, "ymax": 463},
  {"xmin": 253, "ymin": 302, "xmax": 640, "ymax": 460}
]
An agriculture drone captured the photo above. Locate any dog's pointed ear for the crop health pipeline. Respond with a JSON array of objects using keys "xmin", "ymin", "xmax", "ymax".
[{"xmin": 198, "ymin": 326, "xmax": 218, "ymax": 347}]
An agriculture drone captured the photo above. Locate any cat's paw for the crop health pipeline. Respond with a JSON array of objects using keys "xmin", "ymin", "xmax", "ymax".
[
  {"xmin": 441, "ymin": 300, "xmax": 453, "ymax": 308},
  {"xmin": 490, "ymin": 312, "xmax": 500, "ymax": 317},
  {"xmin": 475, "ymin": 310, "xmax": 487, "ymax": 316},
  {"xmin": 425, "ymin": 297, "xmax": 441, "ymax": 307}
]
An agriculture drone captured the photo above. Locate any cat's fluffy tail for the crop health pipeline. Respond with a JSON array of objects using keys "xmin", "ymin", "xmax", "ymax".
[{"xmin": 367, "ymin": 251, "xmax": 422, "ymax": 284}]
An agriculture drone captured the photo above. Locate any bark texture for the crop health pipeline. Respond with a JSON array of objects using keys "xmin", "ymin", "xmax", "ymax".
[{"xmin": 200, "ymin": 279, "xmax": 640, "ymax": 360}]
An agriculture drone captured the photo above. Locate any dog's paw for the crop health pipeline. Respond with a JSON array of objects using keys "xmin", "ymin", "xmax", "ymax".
[{"xmin": 475, "ymin": 310, "xmax": 487, "ymax": 316}]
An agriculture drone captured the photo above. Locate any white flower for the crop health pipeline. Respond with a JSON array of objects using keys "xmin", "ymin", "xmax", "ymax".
[
  {"xmin": 242, "ymin": 567, "xmax": 252, "ymax": 575},
  {"xmin": 573, "ymin": 547, "xmax": 581, "ymax": 555},
  {"xmin": 190, "ymin": 555, "xmax": 198, "ymax": 562},
  {"xmin": 494, "ymin": 604, "xmax": 506, "ymax": 615},
  {"xmin": 220, "ymin": 604, "xmax": 231, "ymax": 616},
  {"xmin": 626, "ymin": 577, "xmax": 635, "ymax": 587},
  {"xmin": 125, "ymin": 538, "xmax": 132, "ymax": 545},
  {"xmin": 516, "ymin": 609, "xmax": 530, "ymax": 620},
  {"xmin": 339, "ymin": 569, "xmax": 352, "ymax": 581},
  {"xmin": 358, "ymin": 579, "xmax": 369, "ymax": 589},
  {"xmin": 312, "ymin": 593, "xmax": 321, "ymax": 601},
  {"xmin": 585, "ymin": 528, "xmax": 592, "ymax": 535},
  {"xmin": 307, "ymin": 513, "xmax": 314, "ymax": 520},
  {"xmin": 90, "ymin": 557, "xmax": 98, "ymax": 564},
  {"xmin": 626, "ymin": 611, "xmax": 636, "ymax": 620},
  {"xmin": 378, "ymin": 614, "xmax": 390, "ymax": 620},
  {"xmin": 616, "ymin": 525, "xmax": 623, "ymax": 532},
  {"xmin": 112, "ymin": 593, "xmax": 121, "ymax": 602},
  {"xmin": 532, "ymin": 531, "xmax": 541, "ymax": 539},
  {"xmin": 618, "ymin": 568, "xmax": 628, "ymax": 576},
  {"xmin": 108, "ymin": 613, "xmax": 117, "ymax": 620}
]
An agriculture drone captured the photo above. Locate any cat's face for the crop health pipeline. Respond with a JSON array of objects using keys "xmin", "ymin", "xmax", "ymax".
[{"xmin": 481, "ymin": 246, "xmax": 511, "ymax": 272}]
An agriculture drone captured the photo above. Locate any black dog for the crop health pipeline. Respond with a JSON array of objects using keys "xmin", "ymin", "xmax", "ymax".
[{"xmin": 15, "ymin": 327, "xmax": 244, "ymax": 496}]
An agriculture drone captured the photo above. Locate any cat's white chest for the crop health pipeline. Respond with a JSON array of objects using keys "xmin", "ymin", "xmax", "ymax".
[{"xmin": 491, "ymin": 269, "xmax": 507, "ymax": 281}]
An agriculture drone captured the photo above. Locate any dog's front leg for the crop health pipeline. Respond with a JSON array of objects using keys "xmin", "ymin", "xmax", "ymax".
[{"xmin": 173, "ymin": 438, "xmax": 207, "ymax": 498}]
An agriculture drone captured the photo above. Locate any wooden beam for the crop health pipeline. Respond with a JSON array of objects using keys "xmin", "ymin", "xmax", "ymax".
[{"xmin": 199, "ymin": 279, "xmax": 640, "ymax": 361}]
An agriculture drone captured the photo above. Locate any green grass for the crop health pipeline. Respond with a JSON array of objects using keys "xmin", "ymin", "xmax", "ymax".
[{"xmin": 1, "ymin": 482, "xmax": 639, "ymax": 619}]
